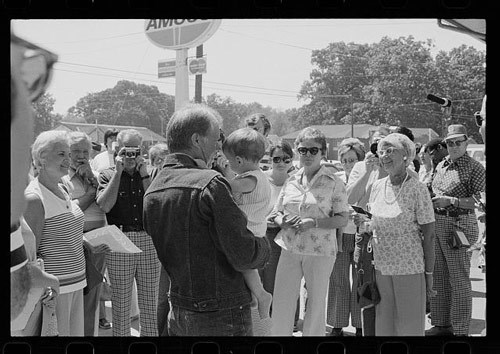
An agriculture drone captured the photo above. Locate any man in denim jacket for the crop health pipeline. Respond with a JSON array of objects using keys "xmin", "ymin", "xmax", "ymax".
[{"xmin": 143, "ymin": 104, "xmax": 270, "ymax": 336}]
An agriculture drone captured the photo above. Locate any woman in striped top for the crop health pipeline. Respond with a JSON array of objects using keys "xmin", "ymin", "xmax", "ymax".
[{"xmin": 24, "ymin": 130, "xmax": 87, "ymax": 336}]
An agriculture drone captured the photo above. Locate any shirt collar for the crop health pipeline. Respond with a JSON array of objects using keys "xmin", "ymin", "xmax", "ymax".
[
  {"xmin": 68, "ymin": 166, "xmax": 78, "ymax": 179},
  {"xmin": 443, "ymin": 153, "xmax": 469, "ymax": 167},
  {"xmin": 290, "ymin": 165, "xmax": 338, "ymax": 183}
]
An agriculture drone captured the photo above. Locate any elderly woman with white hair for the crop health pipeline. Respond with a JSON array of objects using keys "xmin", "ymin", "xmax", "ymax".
[
  {"xmin": 354, "ymin": 133, "xmax": 436, "ymax": 336},
  {"xmin": 24, "ymin": 130, "xmax": 87, "ymax": 336}
]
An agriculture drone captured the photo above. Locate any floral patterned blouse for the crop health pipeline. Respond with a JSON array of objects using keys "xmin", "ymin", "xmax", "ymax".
[
  {"xmin": 273, "ymin": 165, "xmax": 349, "ymax": 257},
  {"xmin": 369, "ymin": 176, "xmax": 435, "ymax": 276}
]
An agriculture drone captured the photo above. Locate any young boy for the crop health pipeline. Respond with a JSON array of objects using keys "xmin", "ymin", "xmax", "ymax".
[{"xmin": 217, "ymin": 128, "xmax": 273, "ymax": 319}]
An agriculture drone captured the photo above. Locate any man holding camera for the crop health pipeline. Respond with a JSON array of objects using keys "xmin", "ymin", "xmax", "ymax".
[{"xmin": 96, "ymin": 129, "xmax": 161, "ymax": 336}]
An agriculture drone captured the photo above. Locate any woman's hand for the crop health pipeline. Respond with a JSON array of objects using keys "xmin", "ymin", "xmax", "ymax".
[
  {"xmin": 275, "ymin": 214, "xmax": 301, "ymax": 230},
  {"xmin": 425, "ymin": 273, "xmax": 437, "ymax": 298},
  {"xmin": 91, "ymin": 243, "xmax": 111, "ymax": 254},
  {"xmin": 294, "ymin": 217, "xmax": 316, "ymax": 232},
  {"xmin": 353, "ymin": 213, "xmax": 369, "ymax": 227},
  {"xmin": 365, "ymin": 153, "xmax": 380, "ymax": 173}
]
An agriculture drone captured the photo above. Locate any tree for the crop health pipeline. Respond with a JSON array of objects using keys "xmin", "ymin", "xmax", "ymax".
[
  {"xmin": 69, "ymin": 80, "xmax": 175, "ymax": 136},
  {"xmin": 32, "ymin": 93, "xmax": 61, "ymax": 136},
  {"xmin": 204, "ymin": 93, "xmax": 250, "ymax": 134},
  {"xmin": 297, "ymin": 36, "xmax": 485, "ymax": 139},
  {"xmin": 433, "ymin": 45, "xmax": 486, "ymax": 141}
]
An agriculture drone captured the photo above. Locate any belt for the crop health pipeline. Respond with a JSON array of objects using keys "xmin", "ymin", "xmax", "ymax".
[
  {"xmin": 434, "ymin": 209, "xmax": 474, "ymax": 217},
  {"xmin": 116, "ymin": 224, "xmax": 144, "ymax": 232}
]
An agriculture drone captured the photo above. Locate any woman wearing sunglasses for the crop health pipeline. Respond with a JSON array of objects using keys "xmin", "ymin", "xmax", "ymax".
[
  {"xmin": 326, "ymin": 138, "xmax": 365, "ymax": 336},
  {"xmin": 260, "ymin": 141, "xmax": 294, "ymax": 314},
  {"xmin": 270, "ymin": 127, "xmax": 349, "ymax": 336}
]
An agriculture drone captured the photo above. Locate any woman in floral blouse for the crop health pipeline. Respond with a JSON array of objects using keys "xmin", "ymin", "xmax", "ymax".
[
  {"xmin": 270, "ymin": 127, "xmax": 349, "ymax": 336},
  {"xmin": 355, "ymin": 133, "xmax": 436, "ymax": 336}
]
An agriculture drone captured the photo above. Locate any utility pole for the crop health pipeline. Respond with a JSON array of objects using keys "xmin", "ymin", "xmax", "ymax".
[{"xmin": 194, "ymin": 45, "xmax": 203, "ymax": 103}]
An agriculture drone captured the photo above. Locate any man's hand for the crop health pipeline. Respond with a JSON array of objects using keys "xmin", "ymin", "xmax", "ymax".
[
  {"xmin": 76, "ymin": 161, "xmax": 94, "ymax": 180},
  {"xmin": 135, "ymin": 155, "xmax": 149, "ymax": 176},
  {"xmin": 115, "ymin": 148, "xmax": 126, "ymax": 174},
  {"xmin": 431, "ymin": 196, "xmax": 453, "ymax": 209}
]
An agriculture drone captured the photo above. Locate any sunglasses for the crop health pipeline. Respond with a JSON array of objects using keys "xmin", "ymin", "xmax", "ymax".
[
  {"xmin": 474, "ymin": 111, "xmax": 484, "ymax": 127},
  {"xmin": 341, "ymin": 157, "xmax": 358, "ymax": 164},
  {"xmin": 11, "ymin": 34, "xmax": 58, "ymax": 103},
  {"xmin": 445, "ymin": 139, "xmax": 467, "ymax": 147},
  {"xmin": 297, "ymin": 147, "xmax": 320, "ymax": 156},
  {"xmin": 272, "ymin": 156, "xmax": 292, "ymax": 164}
]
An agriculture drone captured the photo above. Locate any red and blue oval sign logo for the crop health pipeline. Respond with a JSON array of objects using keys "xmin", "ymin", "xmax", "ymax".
[{"xmin": 144, "ymin": 19, "xmax": 221, "ymax": 49}]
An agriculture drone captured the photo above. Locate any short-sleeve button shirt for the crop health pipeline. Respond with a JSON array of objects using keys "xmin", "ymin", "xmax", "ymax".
[
  {"xmin": 369, "ymin": 177, "xmax": 435, "ymax": 275},
  {"xmin": 97, "ymin": 168, "xmax": 145, "ymax": 228},
  {"xmin": 432, "ymin": 154, "xmax": 485, "ymax": 211},
  {"xmin": 274, "ymin": 165, "xmax": 349, "ymax": 257}
]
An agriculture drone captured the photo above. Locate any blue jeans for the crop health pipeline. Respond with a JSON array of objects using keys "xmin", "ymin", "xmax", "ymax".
[
  {"xmin": 157, "ymin": 266, "xmax": 170, "ymax": 336},
  {"xmin": 168, "ymin": 304, "xmax": 253, "ymax": 336}
]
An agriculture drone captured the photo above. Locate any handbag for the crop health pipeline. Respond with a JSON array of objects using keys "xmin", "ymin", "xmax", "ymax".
[
  {"xmin": 83, "ymin": 243, "xmax": 104, "ymax": 295},
  {"xmin": 355, "ymin": 231, "xmax": 380, "ymax": 336},
  {"xmin": 99, "ymin": 276, "xmax": 112, "ymax": 302},
  {"xmin": 448, "ymin": 229, "xmax": 471, "ymax": 249}
]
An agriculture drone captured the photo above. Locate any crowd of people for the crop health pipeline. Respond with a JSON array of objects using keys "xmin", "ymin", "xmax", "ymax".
[{"xmin": 11, "ymin": 30, "xmax": 486, "ymax": 338}]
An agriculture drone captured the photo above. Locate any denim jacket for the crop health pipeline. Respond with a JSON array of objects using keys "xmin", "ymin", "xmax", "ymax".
[{"xmin": 143, "ymin": 153, "xmax": 270, "ymax": 312}]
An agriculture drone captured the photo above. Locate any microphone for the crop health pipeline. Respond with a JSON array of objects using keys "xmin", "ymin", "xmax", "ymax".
[{"xmin": 427, "ymin": 93, "xmax": 451, "ymax": 107}]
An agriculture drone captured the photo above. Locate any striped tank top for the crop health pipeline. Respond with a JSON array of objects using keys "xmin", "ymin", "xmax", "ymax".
[
  {"xmin": 25, "ymin": 178, "xmax": 86, "ymax": 294},
  {"xmin": 233, "ymin": 169, "xmax": 272, "ymax": 238}
]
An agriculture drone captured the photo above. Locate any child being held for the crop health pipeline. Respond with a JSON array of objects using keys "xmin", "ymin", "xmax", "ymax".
[{"xmin": 217, "ymin": 128, "xmax": 273, "ymax": 319}]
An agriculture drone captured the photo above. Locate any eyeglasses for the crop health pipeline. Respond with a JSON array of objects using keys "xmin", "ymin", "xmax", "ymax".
[
  {"xmin": 445, "ymin": 139, "xmax": 467, "ymax": 147},
  {"xmin": 474, "ymin": 111, "xmax": 484, "ymax": 127},
  {"xmin": 11, "ymin": 34, "xmax": 58, "ymax": 103},
  {"xmin": 297, "ymin": 147, "xmax": 320, "ymax": 156},
  {"xmin": 377, "ymin": 147, "xmax": 398, "ymax": 157},
  {"xmin": 341, "ymin": 157, "xmax": 358, "ymax": 164},
  {"xmin": 272, "ymin": 156, "xmax": 292, "ymax": 164}
]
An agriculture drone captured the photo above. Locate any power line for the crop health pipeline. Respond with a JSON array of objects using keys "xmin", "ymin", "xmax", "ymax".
[{"xmin": 56, "ymin": 61, "xmax": 301, "ymax": 94}]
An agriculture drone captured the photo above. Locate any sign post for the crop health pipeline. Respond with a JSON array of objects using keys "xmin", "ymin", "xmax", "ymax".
[{"xmin": 144, "ymin": 19, "xmax": 221, "ymax": 111}]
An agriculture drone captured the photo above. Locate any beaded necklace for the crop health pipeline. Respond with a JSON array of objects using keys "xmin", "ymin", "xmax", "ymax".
[{"xmin": 384, "ymin": 172, "xmax": 409, "ymax": 205}]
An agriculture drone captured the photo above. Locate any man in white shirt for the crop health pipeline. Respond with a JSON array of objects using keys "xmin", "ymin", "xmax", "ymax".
[{"xmin": 91, "ymin": 129, "xmax": 119, "ymax": 172}]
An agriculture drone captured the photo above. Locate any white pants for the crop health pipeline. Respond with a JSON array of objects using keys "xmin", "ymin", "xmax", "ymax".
[
  {"xmin": 271, "ymin": 249, "xmax": 335, "ymax": 336},
  {"xmin": 56, "ymin": 289, "xmax": 84, "ymax": 336}
]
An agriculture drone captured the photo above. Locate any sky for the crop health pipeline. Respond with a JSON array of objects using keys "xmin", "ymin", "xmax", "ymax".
[{"xmin": 12, "ymin": 19, "xmax": 486, "ymax": 115}]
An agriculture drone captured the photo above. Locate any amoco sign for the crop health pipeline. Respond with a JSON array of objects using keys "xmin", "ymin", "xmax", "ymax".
[{"xmin": 144, "ymin": 19, "xmax": 221, "ymax": 49}]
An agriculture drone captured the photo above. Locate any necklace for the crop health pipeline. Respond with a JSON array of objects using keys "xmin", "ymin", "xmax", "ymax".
[{"xmin": 384, "ymin": 173, "xmax": 409, "ymax": 205}]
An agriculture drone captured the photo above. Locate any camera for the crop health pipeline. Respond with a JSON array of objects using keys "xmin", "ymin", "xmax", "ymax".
[
  {"xmin": 370, "ymin": 142, "xmax": 378, "ymax": 157},
  {"xmin": 124, "ymin": 147, "xmax": 141, "ymax": 158}
]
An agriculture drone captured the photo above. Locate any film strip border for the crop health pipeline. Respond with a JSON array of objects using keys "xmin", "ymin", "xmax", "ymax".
[
  {"xmin": 0, "ymin": 0, "xmax": 487, "ymax": 15},
  {"xmin": 2, "ymin": 337, "xmax": 499, "ymax": 354}
]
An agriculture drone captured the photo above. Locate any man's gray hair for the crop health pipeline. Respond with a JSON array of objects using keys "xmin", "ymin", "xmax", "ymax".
[
  {"xmin": 117, "ymin": 129, "xmax": 143, "ymax": 145},
  {"xmin": 67, "ymin": 131, "xmax": 92, "ymax": 150},
  {"xmin": 379, "ymin": 133, "xmax": 416, "ymax": 167},
  {"xmin": 166, "ymin": 104, "xmax": 222, "ymax": 152}
]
